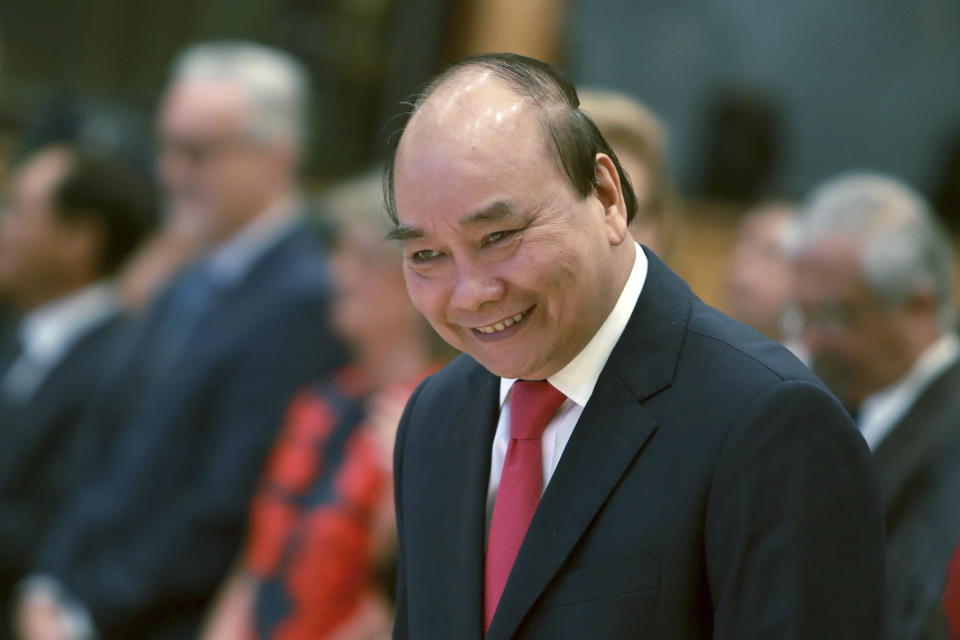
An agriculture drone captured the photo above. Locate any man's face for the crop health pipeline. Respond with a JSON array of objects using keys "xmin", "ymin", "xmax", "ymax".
[
  {"xmin": 793, "ymin": 237, "xmax": 909, "ymax": 407},
  {"xmin": 330, "ymin": 222, "xmax": 415, "ymax": 351},
  {"xmin": 0, "ymin": 149, "xmax": 77, "ymax": 308},
  {"xmin": 725, "ymin": 207, "xmax": 795, "ymax": 339},
  {"xmin": 392, "ymin": 75, "xmax": 630, "ymax": 380},
  {"xmin": 157, "ymin": 81, "xmax": 284, "ymax": 244}
]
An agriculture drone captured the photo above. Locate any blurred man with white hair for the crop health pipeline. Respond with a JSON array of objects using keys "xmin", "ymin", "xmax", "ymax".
[
  {"xmin": 16, "ymin": 42, "xmax": 346, "ymax": 640},
  {"xmin": 792, "ymin": 173, "xmax": 960, "ymax": 639}
]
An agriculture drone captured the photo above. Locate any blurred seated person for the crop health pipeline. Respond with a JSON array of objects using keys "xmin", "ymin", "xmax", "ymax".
[
  {"xmin": 201, "ymin": 173, "xmax": 452, "ymax": 640},
  {"xmin": 0, "ymin": 145, "xmax": 155, "ymax": 628},
  {"xmin": 579, "ymin": 89, "xmax": 678, "ymax": 259},
  {"xmin": 724, "ymin": 201, "xmax": 805, "ymax": 359},
  {"xmin": 0, "ymin": 146, "xmax": 154, "ymax": 599},
  {"xmin": 791, "ymin": 173, "xmax": 960, "ymax": 640},
  {"xmin": 16, "ymin": 42, "xmax": 347, "ymax": 640},
  {"xmin": 6, "ymin": 86, "xmax": 193, "ymax": 312}
]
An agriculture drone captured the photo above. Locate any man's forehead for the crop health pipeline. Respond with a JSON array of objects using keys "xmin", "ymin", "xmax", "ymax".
[
  {"xmin": 403, "ymin": 70, "xmax": 536, "ymax": 151},
  {"xmin": 795, "ymin": 236, "xmax": 869, "ymax": 295},
  {"xmin": 161, "ymin": 80, "xmax": 247, "ymax": 128},
  {"xmin": 393, "ymin": 69, "xmax": 565, "ymax": 229}
]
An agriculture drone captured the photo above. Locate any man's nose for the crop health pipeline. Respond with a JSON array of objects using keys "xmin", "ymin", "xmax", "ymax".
[{"xmin": 449, "ymin": 261, "xmax": 505, "ymax": 312}]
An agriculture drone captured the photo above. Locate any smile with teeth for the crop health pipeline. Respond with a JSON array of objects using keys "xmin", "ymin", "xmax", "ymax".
[{"xmin": 474, "ymin": 309, "xmax": 528, "ymax": 334}]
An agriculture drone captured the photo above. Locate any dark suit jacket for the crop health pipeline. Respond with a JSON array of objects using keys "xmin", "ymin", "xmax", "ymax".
[
  {"xmin": 0, "ymin": 314, "xmax": 123, "ymax": 617},
  {"xmin": 393, "ymin": 250, "xmax": 884, "ymax": 639},
  {"xmin": 34, "ymin": 222, "xmax": 348, "ymax": 639},
  {"xmin": 875, "ymin": 355, "xmax": 960, "ymax": 640}
]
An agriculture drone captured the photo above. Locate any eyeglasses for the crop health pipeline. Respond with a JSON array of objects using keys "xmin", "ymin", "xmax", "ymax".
[
  {"xmin": 158, "ymin": 136, "xmax": 248, "ymax": 165},
  {"xmin": 795, "ymin": 298, "xmax": 884, "ymax": 335}
]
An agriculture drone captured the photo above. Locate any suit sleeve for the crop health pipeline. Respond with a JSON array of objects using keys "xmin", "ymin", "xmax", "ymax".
[
  {"xmin": 704, "ymin": 379, "xmax": 884, "ymax": 639},
  {"xmin": 392, "ymin": 378, "xmax": 428, "ymax": 640}
]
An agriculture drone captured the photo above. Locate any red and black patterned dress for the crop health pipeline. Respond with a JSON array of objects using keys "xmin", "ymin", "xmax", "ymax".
[{"xmin": 243, "ymin": 365, "xmax": 425, "ymax": 640}]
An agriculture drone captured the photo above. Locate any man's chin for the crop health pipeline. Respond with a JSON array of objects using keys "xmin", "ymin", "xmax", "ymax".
[{"xmin": 469, "ymin": 351, "xmax": 551, "ymax": 381}]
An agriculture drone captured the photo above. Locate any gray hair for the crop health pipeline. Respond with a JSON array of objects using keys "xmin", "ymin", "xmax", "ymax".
[
  {"xmin": 172, "ymin": 41, "xmax": 309, "ymax": 150},
  {"xmin": 793, "ymin": 172, "xmax": 957, "ymax": 329},
  {"xmin": 319, "ymin": 170, "xmax": 393, "ymax": 237}
]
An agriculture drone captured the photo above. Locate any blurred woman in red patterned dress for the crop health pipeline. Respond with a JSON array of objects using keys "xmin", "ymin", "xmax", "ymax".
[{"xmin": 201, "ymin": 172, "xmax": 451, "ymax": 640}]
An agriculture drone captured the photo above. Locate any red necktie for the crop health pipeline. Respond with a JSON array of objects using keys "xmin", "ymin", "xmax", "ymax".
[{"xmin": 484, "ymin": 380, "xmax": 567, "ymax": 633}]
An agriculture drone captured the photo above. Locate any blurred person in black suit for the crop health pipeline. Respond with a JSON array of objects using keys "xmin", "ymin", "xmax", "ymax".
[
  {"xmin": 15, "ymin": 42, "xmax": 346, "ymax": 640},
  {"xmin": 0, "ymin": 145, "xmax": 155, "ymax": 627},
  {"xmin": 792, "ymin": 173, "xmax": 960, "ymax": 639}
]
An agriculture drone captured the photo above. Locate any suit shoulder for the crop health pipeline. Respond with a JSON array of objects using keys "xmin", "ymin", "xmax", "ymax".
[
  {"xmin": 409, "ymin": 354, "xmax": 487, "ymax": 406},
  {"xmin": 684, "ymin": 299, "xmax": 817, "ymax": 387},
  {"xmin": 638, "ymin": 298, "xmax": 840, "ymax": 439}
]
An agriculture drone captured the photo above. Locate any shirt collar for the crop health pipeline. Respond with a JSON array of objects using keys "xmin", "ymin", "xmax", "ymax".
[
  {"xmin": 859, "ymin": 331, "xmax": 960, "ymax": 450},
  {"xmin": 206, "ymin": 196, "xmax": 301, "ymax": 286},
  {"xmin": 19, "ymin": 280, "xmax": 119, "ymax": 367},
  {"xmin": 500, "ymin": 242, "xmax": 648, "ymax": 407}
]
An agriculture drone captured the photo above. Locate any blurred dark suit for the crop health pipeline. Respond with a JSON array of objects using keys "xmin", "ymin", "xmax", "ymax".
[
  {"xmin": 33, "ymin": 219, "xmax": 347, "ymax": 639},
  {"xmin": 876, "ymin": 356, "xmax": 960, "ymax": 640},
  {"xmin": 0, "ymin": 313, "xmax": 123, "ymax": 624}
]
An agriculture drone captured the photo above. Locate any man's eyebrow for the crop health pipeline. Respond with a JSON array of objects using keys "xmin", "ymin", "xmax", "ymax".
[
  {"xmin": 386, "ymin": 224, "xmax": 425, "ymax": 241},
  {"xmin": 458, "ymin": 201, "xmax": 517, "ymax": 227},
  {"xmin": 386, "ymin": 201, "xmax": 519, "ymax": 241}
]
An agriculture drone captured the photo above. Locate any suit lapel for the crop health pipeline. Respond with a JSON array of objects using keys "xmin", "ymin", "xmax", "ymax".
[
  {"xmin": 487, "ymin": 249, "xmax": 693, "ymax": 639},
  {"xmin": 442, "ymin": 362, "xmax": 500, "ymax": 638},
  {"xmin": 873, "ymin": 356, "xmax": 960, "ymax": 529},
  {"xmin": 487, "ymin": 372, "xmax": 657, "ymax": 639}
]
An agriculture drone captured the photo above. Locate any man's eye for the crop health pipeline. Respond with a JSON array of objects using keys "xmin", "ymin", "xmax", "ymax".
[
  {"xmin": 411, "ymin": 249, "xmax": 442, "ymax": 262},
  {"xmin": 483, "ymin": 230, "xmax": 515, "ymax": 246}
]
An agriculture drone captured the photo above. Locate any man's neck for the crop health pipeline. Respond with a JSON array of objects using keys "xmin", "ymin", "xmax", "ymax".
[
  {"xmin": 215, "ymin": 186, "xmax": 297, "ymax": 248},
  {"xmin": 15, "ymin": 277, "xmax": 98, "ymax": 314}
]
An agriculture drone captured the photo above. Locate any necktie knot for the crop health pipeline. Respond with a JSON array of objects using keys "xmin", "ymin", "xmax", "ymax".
[{"xmin": 509, "ymin": 380, "xmax": 566, "ymax": 440}]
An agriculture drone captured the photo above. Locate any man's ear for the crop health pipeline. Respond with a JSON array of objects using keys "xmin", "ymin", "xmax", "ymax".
[{"xmin": 594, "ymin": 153, "xmax": 629, "ymax": 246}]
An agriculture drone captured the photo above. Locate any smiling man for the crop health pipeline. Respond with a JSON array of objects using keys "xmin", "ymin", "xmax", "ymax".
[{"xmin": 388, "ymin": 53, "xmax": 884, "ymax": 640}]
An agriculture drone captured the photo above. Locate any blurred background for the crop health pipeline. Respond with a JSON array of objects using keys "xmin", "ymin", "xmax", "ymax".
[
  {"xmin": 2, "ymin": 2, "xmax": 960, "ymax": 639},
  {"xmin": 2, "ymin": 0, "xmax": 960, "ymax": 308}
]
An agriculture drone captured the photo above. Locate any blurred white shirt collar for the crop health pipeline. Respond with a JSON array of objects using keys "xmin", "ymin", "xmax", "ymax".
[
  {"xmin": 4, "ymin": 280, "xmax": 119, "ymax": 401},
  {"xmin": 859, "ymin": 332, "xmax": 960, "ymax": 450}
]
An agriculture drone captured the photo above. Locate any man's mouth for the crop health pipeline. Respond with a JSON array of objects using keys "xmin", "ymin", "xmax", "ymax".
[{"xmin": 472, "ymin": 307, "xmax": 531, "ymax": 335}]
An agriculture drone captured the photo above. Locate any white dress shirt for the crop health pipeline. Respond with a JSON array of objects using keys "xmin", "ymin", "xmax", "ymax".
[
  {"xmin": 858, "ymin": 332, "xmax": 960, "ymax": 451},
  {"xmin": 2, "ymin": 281, "xmax": 119, "ymax": 403},
  {"xmin": 486, "ymin": 243, "xmax": 648, "ymax": 527}
]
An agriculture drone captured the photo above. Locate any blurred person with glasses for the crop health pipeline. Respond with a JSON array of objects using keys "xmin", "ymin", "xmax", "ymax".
[{"xmin": 791, "ymin": 173, "xmax": 960, "ymax": 640}]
